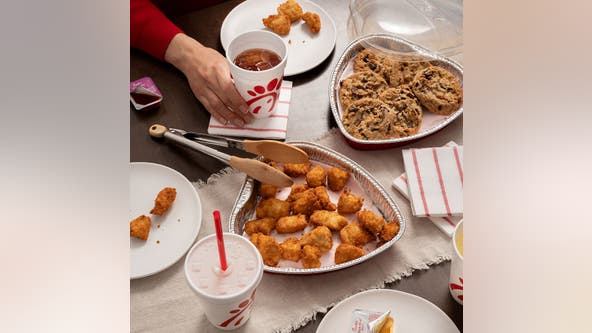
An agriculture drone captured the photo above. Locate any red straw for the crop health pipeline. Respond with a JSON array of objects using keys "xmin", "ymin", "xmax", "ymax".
[{"xmin": 213, "ymin": 210, "xmax": 228, "ymax": 271}]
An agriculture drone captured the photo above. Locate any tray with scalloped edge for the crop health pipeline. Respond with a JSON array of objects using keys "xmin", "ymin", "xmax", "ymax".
[{"xmin": 228, "ymin": 141, "xmax": 406, "ymax": 274}]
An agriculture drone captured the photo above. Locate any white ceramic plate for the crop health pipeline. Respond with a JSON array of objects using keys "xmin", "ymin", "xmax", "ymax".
[
  {"xmin": 317, "ymin": 289, "xmax": 460, "ymax": 333},
  {"xmin": 220, "ymin": 0, "xmax": 337, "ymax": 76},
  {"xmin": 130, "ymin": 162, "xmax": 202, "ymax": 279}
]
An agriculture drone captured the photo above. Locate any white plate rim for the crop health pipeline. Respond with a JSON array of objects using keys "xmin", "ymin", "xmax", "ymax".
[
  {"xmin": 130, "ymin": 162, "xmax": 202, "ymax": 279},
  {"xmin": 316, "ymin": 289, "xmax": 460, "ymax": 333},
  {"xmin": 219, "ymin": 0, "xmax": 337, "ymax": 76}
]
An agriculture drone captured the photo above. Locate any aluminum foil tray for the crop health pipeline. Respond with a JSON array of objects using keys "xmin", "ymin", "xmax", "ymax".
[
  {"xmin": 329, "ymin": 34, "xmax": 463, "ymax": 150},
  {"xmin": 228, "ymin": 141, "xmax": 406, "ymax": 274}
]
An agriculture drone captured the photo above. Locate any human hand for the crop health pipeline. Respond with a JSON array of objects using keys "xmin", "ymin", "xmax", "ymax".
[{"xmin": 165, "ymin": 34, "xmax": 253, "ymax": 126}]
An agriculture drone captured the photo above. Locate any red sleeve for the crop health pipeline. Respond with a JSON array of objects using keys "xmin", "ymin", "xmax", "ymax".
[{"xmin": 131, "ymin": 0, "xmax": 183, "ymax": 60}]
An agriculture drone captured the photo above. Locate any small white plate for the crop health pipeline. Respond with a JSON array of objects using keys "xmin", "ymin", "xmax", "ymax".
[
  {"xmin": 220, "ymin": 0, "xmax": 337, "ymax": 76},
  {"xmin": 130, "ymin": 162, "xmax": 202, "ymax": 279},
  {"xmin": 317, "ymin": 289, "xmax": 460, "ymax": 333}
]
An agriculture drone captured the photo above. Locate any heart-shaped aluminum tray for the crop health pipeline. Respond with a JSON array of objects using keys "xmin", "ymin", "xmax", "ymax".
[
  {"xmin": 228, "ymin": 141, "xmax": 406, "ymax": 274},
  {"xmin": 329, "ymin": 34, "xmax": 463, "ymax": 150}
]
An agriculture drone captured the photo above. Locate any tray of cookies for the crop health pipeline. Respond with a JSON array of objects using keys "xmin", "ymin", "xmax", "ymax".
[
  {"xmin": 329, "ymin": 34, "xmax": 463, "ymax": 149},
  {"xmin": 228, "ymin": 142, "xmax": 405, "ymax": 274}
]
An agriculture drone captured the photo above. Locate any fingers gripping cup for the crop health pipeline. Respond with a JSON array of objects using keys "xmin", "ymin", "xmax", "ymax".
[
  {"xmin": 449, "ymin": 220, "xmax": 464, "ymax": 305},
  {"xmin": 184, "ymin": 233, "xmax": 264, "ymax": 330},
  {"xmin": 227, "ymin": 30, "xmax": 288, "ymax": 119}
]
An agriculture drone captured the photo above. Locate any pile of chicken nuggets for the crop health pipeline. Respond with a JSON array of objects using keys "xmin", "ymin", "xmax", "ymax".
[
  {"xmin": 245, "ymin": 161, "xmax": 400, "ymax": 269},
  {"xmin": 262, "ymin": 0, "xmax": 321, "ymax": 36}
]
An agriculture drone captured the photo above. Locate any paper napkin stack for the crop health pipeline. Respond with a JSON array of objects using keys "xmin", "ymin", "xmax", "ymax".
[
  {"xmin": 207, "ymin": 81, "xmax": 292, "ymax": 140},
  {"xmin": 393, "ymin": 142, "xmax": 463, "ymax": 236}
]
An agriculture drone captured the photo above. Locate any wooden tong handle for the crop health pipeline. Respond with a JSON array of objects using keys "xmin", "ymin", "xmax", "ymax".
[
  {"xmin": 149, "ymin": 124, "xmax": 167, "ymax": 138},
  {"xmin": 228, "ymin": 157, "xmax": 294, "ymax": 188},
  {"xmin": 243, "ymin": 140, "xmax": 309, "ymax": 164}
]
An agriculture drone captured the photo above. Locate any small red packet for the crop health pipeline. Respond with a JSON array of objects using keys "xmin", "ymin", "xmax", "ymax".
[{"xmin": 130, "ymin": 77, "xmax": 162, "ymax": 111}]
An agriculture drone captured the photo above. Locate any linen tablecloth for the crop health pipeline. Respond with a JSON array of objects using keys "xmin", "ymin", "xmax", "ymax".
[{"xmin": 131, "ymin": 123, "xmax": 462, "ymax": 333}]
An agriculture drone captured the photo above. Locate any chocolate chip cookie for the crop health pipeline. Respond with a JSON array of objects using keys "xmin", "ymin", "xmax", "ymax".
[
  {"xmin": 353, "ymin": 49, "xmax": 390, "ymax": 77},
  {"xmin": 411, "ymin": 66, "xmax": 463, "ymax": 115},
  {"xmin": 379, "ymin": 87, "xmax": 423, "ymax": 137},
  {"xmin": 379, "ymin": 85, "xmax": 418, "ymax": 106},
  {"xmin": 386, "ymin": 59, "xmax": 432, "ymax": 87},
  {"xmin": 339, "ymin": 71, "xmax": 388, "ymax": 110},
  {"xmin": 341, "ymin": 98, "xmax": 396, "ymax": 140}
]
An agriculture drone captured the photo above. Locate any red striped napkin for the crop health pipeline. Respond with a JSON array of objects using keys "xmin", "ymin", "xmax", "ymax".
[
  {"xmin": 207, "ymin": 80, "xmax": 292, "ymax": 139},
  {"xmin": 392, "ymin": 142, "xmax": 462, "ymax": 236},
  {"xmin": 402, "ymin": 144, "xmax": 463, "ymax": 219}
]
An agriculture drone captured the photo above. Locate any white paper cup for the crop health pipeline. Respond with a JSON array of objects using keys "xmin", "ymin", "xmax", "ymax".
[
  {"xmin": 184, "ymin": 233, "xmax": 264, "ymax": 330},
  {"xmin": 227, "ymin": 30, "xmax": 288, "ymax": 119},
  {"xmin": 449, "ymin": 220, "xmax": 464, "ymax": 305}
]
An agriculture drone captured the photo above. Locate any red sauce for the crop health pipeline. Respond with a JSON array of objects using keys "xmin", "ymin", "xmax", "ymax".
[
  {"xmin": 234, "ymin": 48, "xmax": 281, "ymax": 71},
  {"xmin": 131, "ymin": 91, "xmax": 160, "ymax": 105}
]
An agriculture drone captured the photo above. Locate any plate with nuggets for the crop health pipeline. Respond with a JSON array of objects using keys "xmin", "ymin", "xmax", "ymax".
[
  {"xmin": 130, "ymin": 162, "xmax": 202, "ymax": 279},
  {"xmin": 330, "ymin": 34, "xmax": 464, "ymax": 149},
  {"xmin": 228, "ymin": 142, "xmax": 405, "ymax": 274},
  {"xmin": 220, "ymin": 0, "xmax": 337, "ymax": 76}
]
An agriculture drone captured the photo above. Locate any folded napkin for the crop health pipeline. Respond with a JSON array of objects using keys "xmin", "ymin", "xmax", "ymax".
[
  {"xmin": 401, "ymin": 144, "xmax": 463, "ymax": 219},
  {"xmin": 393, "ymin": 142, "xmax": 462, "ymax": 236},
  {"xmin": 207, "ymin": 80, "xmax": 292, "ymax": 139},
  {"xmin": 392, "ymin": 141, "xmax": 462, "ymax": 236}
]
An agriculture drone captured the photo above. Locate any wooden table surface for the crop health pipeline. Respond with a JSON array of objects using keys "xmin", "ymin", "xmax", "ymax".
[{"xmin": 131, "ymin": 1, "xmax": 463, "ymax": 331}]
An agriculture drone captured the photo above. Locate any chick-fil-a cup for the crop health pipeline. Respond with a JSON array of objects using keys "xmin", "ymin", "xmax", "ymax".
[
  {"xmin": 449, "ymin": 220, "xmax": 463, "ymax": 305},
  {"xmin": 227, "ymin": 30, "xmax": 288, "ymax": 119},
  {"xmin": 184, "ymin": 233, "xmax": 263, "ymax": 330}
]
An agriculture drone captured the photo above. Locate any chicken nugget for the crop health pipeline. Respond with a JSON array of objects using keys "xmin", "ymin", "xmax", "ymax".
[
  {"xmin": 256, "ymin": 198, "xmax": 291, "ymax": 219},
  {"xmin": 302, "ymin": 12, "xmax": 321, "ymax": 34},
  {"xmin": 150, "ymin": 187, "xmax": 176, "ymax": 215},
  {"xmin": 262, "ymin": 14, "xmax": 291, "ymax": 35},
  {"xmin": 259, "ymin": 161, "xmax": 282, "ymax": 199},
  {"xmin": 130, "ymin": 215, "xmax": 151, "ymax": 240},
  {"xmin": 250, "ymin": 233, "xmax": 282, "ymax": 266},
  {"xmin": 300, "ymin": 226, "xmax": 333, "ymax": 253},
  {"xmin": 291, "ymin": 189, "xmax": 322, "ymax": 216},
  {"xmin": 357, "ymin": 209, "xmax": 386, "ymax": 234},
  {"xmin": 379, "ymin": 220, "xmax": 401, "ymax": 243},
  {"xmin": 287, "ymin": 183, "xmax": 309, "ymax": 202},
  {"xmin": 244, "ymin": 217, "xmax": 277, "ymax": 235},
  {"xmin": 301, "ymin": 245, "xmax": 322, "ymax": 268},
  {"xmin": 305, "ymin": 165, "xmax": 326, "ymax": 187},
  {"xmin": 276, "ymin": 214, "xmax": 308, "ymax": 233},
  {"xmin": 259, "ymin": 161, "xmax": 281, "ymax": 198},
  {"xmin": 313, "ymin": 186, "xmax": 336, "ymax": 210},
  {"xmin": 283, "ymin": 162, "xmax": 311, "ymax": 177},
  {"xmin": 334, "ymin": 243, "xmax": 365, "ymax": 264},
  {"xmin": 340, "ymin": 222, "xmax": 375, "ymax": 246},
  {"xmin": 277, "ymin": 0, "xmax": 303, "ymax": 22},
  {"xmin": 259, "ymin": 183, "xmax": 277, "ymax": 198},
  {"xmin": 327, "ymin": 167, "xmax": 350, "ymax": 191},
  {"xmin": 310, "ymin": 210, "xmax": 348, "ymax": 231},
  {"xmin": 280, "ymin": 237, "xmax": 301, "ymax": 262},
  {"xmin": 337, "ymin": 188, "xmax": 364, "ymax": 214}
]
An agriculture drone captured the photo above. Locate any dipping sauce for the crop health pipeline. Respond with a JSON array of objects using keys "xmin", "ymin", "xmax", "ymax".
[
  {"xmin": 455, "ymin": 227, "xmax": 463, "ymax": 257},
  {"xmin": 130, "ymin": 91, "xmax": 161, "ymax": 105},
  {"xmin": 234, "ymin": 48, "xmax": 281, "ymax": 71}
]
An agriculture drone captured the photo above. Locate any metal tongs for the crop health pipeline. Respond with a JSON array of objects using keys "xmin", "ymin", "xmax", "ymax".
[
  {"xmin": 170, "ymin": 130, "xmax": 308, "ymax": 164},
  {"xmin": 149, "ymin": 124, "xmax": 307, "ymax": 187}
]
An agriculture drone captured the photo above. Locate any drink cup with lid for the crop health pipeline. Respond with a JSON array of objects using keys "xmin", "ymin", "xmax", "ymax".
[{"xmin": 184, "ymin": 211, "xmax": 264, "ymax": 330}]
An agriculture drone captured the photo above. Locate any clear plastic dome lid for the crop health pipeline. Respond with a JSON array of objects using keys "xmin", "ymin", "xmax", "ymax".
[{"xmin": 348, "ymin": 0, "xmax": 463, "ymax": 58}]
